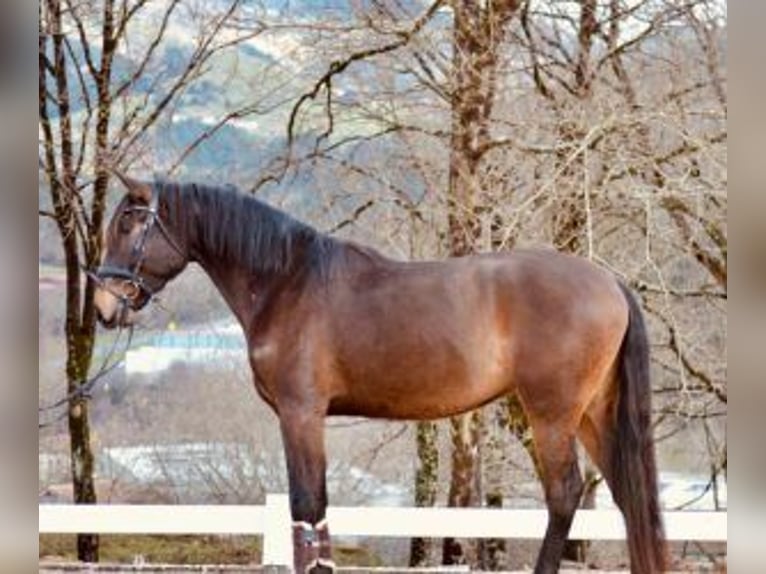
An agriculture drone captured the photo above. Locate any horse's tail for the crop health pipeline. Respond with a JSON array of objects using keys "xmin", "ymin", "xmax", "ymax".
[{"xmin": 612, "ymin": 283, "xmax": 667, "ymax": 573}]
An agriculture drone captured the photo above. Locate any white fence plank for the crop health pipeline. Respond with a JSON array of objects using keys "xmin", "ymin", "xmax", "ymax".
[
  {"xmin": 39, "ymin": 504, "xmax": 269, "ymax": 535},
  {"xmin": 39, "ymin": 499, "xmax": 726, "ymax": 567},
  {"xmin": 328, "ymin": 507, "xmax": 726, "ymax": 541}
]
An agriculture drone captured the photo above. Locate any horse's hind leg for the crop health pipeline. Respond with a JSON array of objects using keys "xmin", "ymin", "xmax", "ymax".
[
  {"xmin": 576, "ymin": 394, "xmax": 615, "ymax": 487},
  {"xmin": 530, "ymin": 421, "xmax": 584, "ymax": 574}
]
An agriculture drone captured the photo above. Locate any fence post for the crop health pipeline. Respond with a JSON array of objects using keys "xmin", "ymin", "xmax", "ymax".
[{"xmin": 262, "ymin": 493, "xmax": 292, "ymax": 569}]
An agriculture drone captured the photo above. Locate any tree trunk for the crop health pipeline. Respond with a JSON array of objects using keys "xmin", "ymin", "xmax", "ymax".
[
  {"xmin": 478, "ymin": 491, "xmax": 506, "ymax": 569},
  {"xmin": 409, "ymin": 421, "xmax": 439, "ymax": 566},
  {"xmin": 40, "ymin": 0, "xmax": 117, "ymax": 561},
  {"xmin": 442, "ymin": 1, "xmax": 518, "ymax": 566},
  {"xmin": 477, "ymin": 404, "xmax": 507, "ymax": 570},
  {"xmin": 63, "ymin": 218, "xmax": 99, "ymax": 563},
  {"xmin": 441, "ymin": 2, "xmax": 485, "ymax": 560},
  {"xmin": 442, "ymin": 411, "xmax": 483, "ymax": 565},
  {"xmin": 68, "ymin": 380, "xmax": 98, "ymax": 561},
  {"xmin": 64, "ymin": 238, "xmax": 100, "ymax": 562}
]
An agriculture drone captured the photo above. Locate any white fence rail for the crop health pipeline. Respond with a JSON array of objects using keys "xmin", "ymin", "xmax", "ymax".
[{"xmin": 39, "ymin": 495, "xmax": 727, "ymax": 567}]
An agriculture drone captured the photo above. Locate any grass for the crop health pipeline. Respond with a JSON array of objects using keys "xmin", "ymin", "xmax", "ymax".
[
  {"xmin": 39, "ymin": 534, "xmax": 381, "ymax": 566},
  {"xmin": 40, "ymin": 534, "xmax": 261, "ymax": 565}
]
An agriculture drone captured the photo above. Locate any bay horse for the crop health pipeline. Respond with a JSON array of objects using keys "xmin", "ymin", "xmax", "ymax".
[{"xmin": 93, "ymin": 173, "xmax": 667, "ymax": 573}]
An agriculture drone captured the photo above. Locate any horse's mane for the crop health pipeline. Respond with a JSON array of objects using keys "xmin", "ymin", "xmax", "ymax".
[{"xmin": 157, "ymin": 179, "xmax": 339, "ymax": 278}]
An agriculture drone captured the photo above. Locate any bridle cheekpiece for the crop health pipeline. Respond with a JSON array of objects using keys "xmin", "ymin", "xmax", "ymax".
[{"xmin": 89, "ymin": 191, "xmax": 185, "ymax": 313}]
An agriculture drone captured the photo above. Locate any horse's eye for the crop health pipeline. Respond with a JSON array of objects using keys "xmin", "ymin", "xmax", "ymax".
[{"xmin": 118, "ymin": 212, "xmax": 134, "ymax": 234}]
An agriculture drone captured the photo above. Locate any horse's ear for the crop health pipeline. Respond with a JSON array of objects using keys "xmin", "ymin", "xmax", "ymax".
[{"xmin": 111, "ymin": 168, "xmax": 152, "ymax": 204}]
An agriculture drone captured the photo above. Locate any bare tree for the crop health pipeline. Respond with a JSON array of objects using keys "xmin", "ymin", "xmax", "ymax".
[{"xmin": 38, "ymin": 0, "xmax": 258, "ymax": 560}]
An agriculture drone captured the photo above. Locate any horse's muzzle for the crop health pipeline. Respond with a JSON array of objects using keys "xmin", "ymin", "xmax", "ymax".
[{"xmin": 94, "ymin": 286, "xmax": 136, "ymax": 329}]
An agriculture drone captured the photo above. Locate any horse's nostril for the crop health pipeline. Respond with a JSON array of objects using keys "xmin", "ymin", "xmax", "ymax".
[
  {"xmin": 94, "ymin": 287, "xmax": 120, "ymax": 327},
  {"xmin": 96, "ymin": 305, "xmax": 114, "ymax": 327}
]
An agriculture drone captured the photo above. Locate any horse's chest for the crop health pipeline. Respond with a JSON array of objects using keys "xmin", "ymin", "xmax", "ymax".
[
  {"xmin": 247, "ymin": 333, "xmax": 311, "ymax": 392},
  {"xmin": 250, "ymin": 340, "xmax": 278, "ymax": 363},
  {"xmin": 247, "ymin": 339, "xmax": 281, "ymax": 401}
]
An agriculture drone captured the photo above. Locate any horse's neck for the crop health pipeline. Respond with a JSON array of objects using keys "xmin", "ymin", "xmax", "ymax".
[
  {"xmin": 174, "ymin": 197, "xmax": 250, "ymax": 327},
  {"xmin": 185, "ymin": 224, "xmax": 303, "ymax": 332},
  {"xmin": 192, "ymin": 253, "xmax": 251, "ymax": 327},
  {"xmin": 176, "ymin": 190, "xmax": 386, "ymax": 329}
]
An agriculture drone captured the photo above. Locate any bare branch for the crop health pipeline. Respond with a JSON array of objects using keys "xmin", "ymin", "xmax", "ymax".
[
  {"xmin": 113, "ymin": 0, "xmax": 151, "ymax": 43},
  {"xmin": 645, "ymin": 301, "xmax": 727, "ymax": 404},
  {"xmin": 111, "ymin": 0, "xmax": 182, "ymax": 101},
  {"xmin": 167, "ymin": 104, "xmax": 260, "ymax": 176},
  {"xmin": 63, "ymin": 0, "xmax": 99, "ymax": 78},
  {"xmin": 115, "ymin": 0, "xmax": 245, "ymax": 162},
  {"xmin": 635, "ymin": 281, "xmax": 726, "ymax": 300},
  {"xmin": 286, "ymin": 0, "xmax": 445, "ymax": 151},
  {"xmin": 63, "ymin": 35, "xmax": 93, "ymax": 178},
  {"xmin": 326, "ymin": 199, "xmax": 377, "ymax": 234}
]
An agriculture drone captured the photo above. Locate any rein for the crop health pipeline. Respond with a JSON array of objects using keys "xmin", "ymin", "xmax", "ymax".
[{"xmin": 38, "ymin": 323, "xmax": 134, "ymax": 429}]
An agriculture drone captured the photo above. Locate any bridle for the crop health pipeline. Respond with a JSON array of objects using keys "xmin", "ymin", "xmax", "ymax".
[
  {"xmin": 88, "ymin": 192, "xmax": 185, "ymax": 314},
  {"xmin": 41, "ymin": 191, "xmax": 185, "ymax": 428}
]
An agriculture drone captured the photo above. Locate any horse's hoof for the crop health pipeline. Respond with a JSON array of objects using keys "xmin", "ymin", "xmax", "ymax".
[{"xmin": 307, "ymin": 558, "xmax": 336, "ymax": 573}]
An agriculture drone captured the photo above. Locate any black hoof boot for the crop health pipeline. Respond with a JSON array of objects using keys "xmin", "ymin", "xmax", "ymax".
[
  {"xmin": 307, "ymin": 558, "xmax": 336, "ymax": 573},
  {"xmin": 292, "ymin": 522, "xmax": 318, "ymax": 574}
]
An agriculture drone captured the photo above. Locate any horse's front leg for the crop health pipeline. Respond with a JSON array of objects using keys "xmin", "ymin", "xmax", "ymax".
[{"xmin": 279, "ymin": 409, "xmax": 334, "ymax": 573}]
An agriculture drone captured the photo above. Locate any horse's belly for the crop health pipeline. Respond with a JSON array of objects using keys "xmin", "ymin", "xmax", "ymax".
[{"xmin": 328, "ymin": 359, "xmax": 514, "ymax": 420}]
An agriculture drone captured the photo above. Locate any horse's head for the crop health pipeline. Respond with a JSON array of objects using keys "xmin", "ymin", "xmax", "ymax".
[{"xmin": 93, "ymin": 172, "xmax": 188, "ymax": 328}]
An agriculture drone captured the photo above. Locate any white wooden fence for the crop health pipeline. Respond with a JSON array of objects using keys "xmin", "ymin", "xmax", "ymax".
[{"xmin": 39, "ymin": 495, "xmax": 727, "ymax": 567}]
